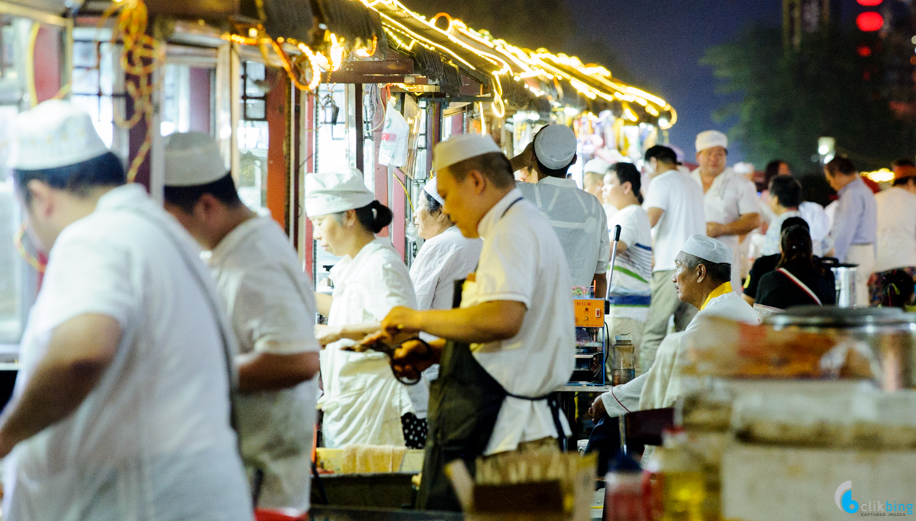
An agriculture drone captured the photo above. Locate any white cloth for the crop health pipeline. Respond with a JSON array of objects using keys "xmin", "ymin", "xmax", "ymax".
[
  {"xmin": 4, "ymin": 184, "xmax": 251, "ymax": 521},
  {"xmin": 847, "ymin": 244, "xmax": 876, "ymax": 308},
  {"xmin": 681, "ymin": 235, "xmax": 733, "ymax": 264},
  {"xmin": 410, "ymin": 226, "xmax": 483, "ymax": 311},
  {"xmin": 691, "ymin": 167, "xmax": 760, "ymax": 289},
  {"xmin": 463, "ymin": 188, "xmax": 575, "ymax": 456},
  {"xmin": 10, "ymin": 100, "xmax": 108, "ymax": 170},
  {"xmin": 304, "ymin": 169, "xmax": 374, "ymax": 217},
  {"xmin": 517, "ymin": 177, "xmax": 611, "ymax": 288},
  {"xmin": 209, "ymin": 216, "xmax": 319, "ymax": 511},
  {"xmin": 534, "ymin": 124, "xmax": 577, "ymax": 169},
  {"xmin": 319, "ymin": 238, "xmax": 417, "ymax": 448},
  {"xmin": 164, "ymin": 131, "xmax": 228, "ymax": 186},
  {"xmin": 601, "ymin": 288, "xmax": 759, "ymax": 416},
  {"xmin": 606, "ymin": 205, "xmax": 653, "ymax": 321},
  {"xmin": 874, "ymin": 187, "xmax": 916, "ymax": 272},
  {"xmin": 642, "ymin": 169, "xmax": 706, "ymax": 272},
  {"xmin": 695, "ymin": 130, "xmax": 728, "ymax": 153},
  {"xmin": 799, "ymin": 201, "xmax": 831, "ymax": 246},
  {"xmin": 432, "ymin": 133, "xmax": 502, "ymax": 172}
]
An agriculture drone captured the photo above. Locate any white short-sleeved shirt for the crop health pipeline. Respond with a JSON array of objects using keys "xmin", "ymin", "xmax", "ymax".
[
  {"xmin": 690, "ymin": 167, "xmax": 760, "ymax": 288},
  {"xmin": 642, "ymin": 169, "xmax": 706, "ymax": 272},
  {"xmin": 517, "ymin": 178, "xmax": 611, "ymax": 288},
  {"xmin": 461, "ymin": 188, "xmax": 576, "ymax": 456},
  {"xmin": 875, "ymin": 187, "xmax": 916, "ymax": 272},
  {"xmin": 4, "ymin": 184, "xmax": 251, "ymax": 521},
  {"xmin": 606, "ymin": 205, "xmax": 653, "ymax": 321},
  {"xmin": 410, "ymin": 226, "xmax": 482, "ymax": 311},
  {"xmin": 319, "ymin": 238, "xmax": 417, "ymax": 448},
  {"xmin": 209, "ymin": 216, "xmax": 319, "ymax": 510}
]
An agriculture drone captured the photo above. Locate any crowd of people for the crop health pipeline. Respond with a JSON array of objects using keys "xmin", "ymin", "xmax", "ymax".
[{"xmin": 3, "ymin": 97, "xmax": 915, "ymax": 519}]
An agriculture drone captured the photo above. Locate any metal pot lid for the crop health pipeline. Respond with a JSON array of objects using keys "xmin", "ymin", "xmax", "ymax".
[{"xmin": 765, "ymin": 306, "xmax": 916, "ymax": 329}]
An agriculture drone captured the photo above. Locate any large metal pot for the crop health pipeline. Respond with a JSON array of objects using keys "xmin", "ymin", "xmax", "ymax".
[
  {"xmin": 765, "ymin": 307, "xmax": 916, "ymax": 390},
  {"xmin": 820, "ymin": 258, "xmax": 857, "ymax": 308}
]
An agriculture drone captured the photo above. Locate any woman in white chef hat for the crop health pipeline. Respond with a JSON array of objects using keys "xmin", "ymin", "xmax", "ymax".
[{"xmin": 307, "ymin": 168, "xmax": 423, "ymax": 449}]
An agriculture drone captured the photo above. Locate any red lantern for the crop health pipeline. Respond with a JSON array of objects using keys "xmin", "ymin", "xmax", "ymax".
[
  {"xmin": 856, "ymin": 0, "xmax": 882, "ymax": 5},
  {"xmin": 857, "ymin": 12, "xmax": 885, "ymax": 32}
]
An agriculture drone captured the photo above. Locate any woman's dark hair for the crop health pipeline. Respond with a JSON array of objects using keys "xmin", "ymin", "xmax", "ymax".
[
  {"xmin": 424, "ymin": 191, "xmax": 442, "ymax": 214},
  {"xmin": 777, "ymin": 224, "xmax": 817, "ymax": 272},
  {"xmin": 610, "ymin": 162, "xmax": 643, "ymax": 204},
  {"xmin": 349, "ymin": 200, "xmax": 392, "ymax": 233},
  {"xmin": 769, "ymin": 175, "xmax": 803, "ymax": 208},
  {"xmin": 14, "ymin": 151, "xmax": 125, "ymax": 205},
  {"xmin": 163, "ymin": 173, "xmax": 243, "ymax": 213},
  {"xmin": 764, "ymin": 159, "xmax": 787, "ymax": 185}
]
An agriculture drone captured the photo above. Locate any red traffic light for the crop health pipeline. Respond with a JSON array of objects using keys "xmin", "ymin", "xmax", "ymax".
[
  {"xmin": 857, "ymin": 12, "xmax": 885, "ymax": 32},
  {"xmin": 856, "ymin": 0, "xmax": 882, "ymax": 5}
]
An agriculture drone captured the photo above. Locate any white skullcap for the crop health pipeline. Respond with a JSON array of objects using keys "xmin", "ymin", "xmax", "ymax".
[
  {"xmin": 534, "ymin": 124, "xmax": 577, "ymax": 169},
  {"xmin": 695, "ymin": 130, "xmax": 728, "ymax": 153},
  {"xmin": 164, "ymin": 132, "xmax": 228, "ymax": 186},
  {"xmin": 423, "ymin": 176, "xmax": 445, "ymax": 206},
  {"xmin": 584, "ymin": 158, "xmax": 612, "ymax": 175},
  {"xmin": 681, "ymin": 235, "xmax": 733, "ymax": 264},
  {"xmin": 733, "ymin": 162, "xmax": 755, "ymax": 176},
  {"xmin": 305, "ymin": 168, "xmax": 374, "ymax": 217},
  {"xmin": 10, "ymin": 100, "xmax": 109, "ymax": 170},
  {"xmin": 432, "ymin": 133, "xmax": 502, "ymax": 172}
]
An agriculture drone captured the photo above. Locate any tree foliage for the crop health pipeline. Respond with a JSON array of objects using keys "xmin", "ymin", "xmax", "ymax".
[{"xmin": 702, "ymin": 25, "xmax": 916, "ymax": 172}]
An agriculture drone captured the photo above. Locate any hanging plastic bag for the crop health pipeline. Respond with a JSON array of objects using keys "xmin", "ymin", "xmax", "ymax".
[{"xmin": 378, "ymin": 100, "xmax": 410, "ymax": 168}]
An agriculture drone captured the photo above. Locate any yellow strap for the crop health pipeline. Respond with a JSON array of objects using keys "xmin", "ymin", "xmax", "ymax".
[{"xmin": 701, "ymin": 282, "xmax": 732, "ymax": 311}]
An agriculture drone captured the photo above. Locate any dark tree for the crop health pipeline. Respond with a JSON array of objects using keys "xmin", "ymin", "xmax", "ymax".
[{"xmin": 702, "ymin": 24, "xmax": 916, "ymax": 172}]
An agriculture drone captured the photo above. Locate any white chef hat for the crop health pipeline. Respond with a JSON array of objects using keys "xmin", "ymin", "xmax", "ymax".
[
  {"xmin": 10, "ymin": 100, "xmax": 109, "ymax": 170},
  {"xmin": 432, "ymin": 133, "xmax": 503, "ymax": 172},
  {"xmin": 695, "ymin": 130, "xmax": 728, "ymax": 153},
  {"xmin": 305, "ymin": 168, "xmax": 374, "ymax": 217},
  {"xmin": 533, "ymin": 124, "xmax": 577, "ymax": 170},
  {"xmin": 681, "ymin": 235, "xmax": 733, "ymax": 264},
  {"xmin": 733, "ymin": 162, "xmax": 755, "ymax": 176},
  {"xmin": 423, "ymin": 176, "xmax": 445, "ymax": 206},
  {"xmin": 163, "ymin": 132, "xmax": 228, "ymax": 187},
  {"xmin": 584, "ymin": 158, "xmax": 612, "ymax": 176}
]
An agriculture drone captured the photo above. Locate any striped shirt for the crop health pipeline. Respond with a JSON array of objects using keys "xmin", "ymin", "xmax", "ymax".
[{"xmin": 607, "ymin": 205, "xmax": 653, "ymax": 321}]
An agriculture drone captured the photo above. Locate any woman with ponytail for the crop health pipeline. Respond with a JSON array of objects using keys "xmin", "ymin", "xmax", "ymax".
[
  {"xmin": 305, "ymin": 169, "xmax": 422, "ymax": 449},
  {"xmin": 755, "ymin": 224, "xmax": 836, "ymax": 309}
]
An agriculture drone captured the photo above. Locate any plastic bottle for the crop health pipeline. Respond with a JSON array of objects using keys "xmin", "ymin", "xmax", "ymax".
[
  {"xmin": 612, "ymin": 338, "xmax": 636, "ymax": 385},
  {"xmin": 604, "ymin": 452, "xmax": 648, "ymax": 521},
  {"xmin": 651, "ymin": 429, "xmax": 706, "ymax": 521}
]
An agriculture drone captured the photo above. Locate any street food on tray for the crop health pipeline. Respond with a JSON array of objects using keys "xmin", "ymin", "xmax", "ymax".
[{"xmin": 685, "ymin": 316, "xmax": 878, "ymax": 380}]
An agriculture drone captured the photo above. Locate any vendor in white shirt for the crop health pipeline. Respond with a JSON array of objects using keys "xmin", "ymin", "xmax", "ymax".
[
  {"xmin": 410, "ymin": 176, "xmax": 483, "ymax": 312},
  {"xmin": 691, "ymin": 131, "xmax": 761, "ymax": 290},
  {"xmin": 870, "ymin": 162, "xmax": 916, "ymax": 305},
  {"xmin": 511, "ymin": 125, "xmax": 611, "ymax": 296},
  {"xmin": 589, "ymin": 235, "xmax": 759, "ymax": 420},
  {"xmin": 1, "ymin": 101, "xmax": 250, "ymax": 519},
  {"xmin": 162, "ymin": 132, "xmax": 320, "ymax": 511},
  {"xmin": 377, "ymin": 134, "xmax": 575, "ymax": 511},
  {"xmin": 306, "ymin": 170, "xmax": 421, "ymax": 449}
]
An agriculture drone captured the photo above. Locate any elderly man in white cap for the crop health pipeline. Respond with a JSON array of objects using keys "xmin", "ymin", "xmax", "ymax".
[
  {"xmin": 162, "ymin": 132, "xmax": 320, "ymax": 511},
  {"xmin": 511, "ymin": 125, "xmax": 611, "ymax": 296},
  {"xmin": 1, "ymin": 101, "xmax": 251, "ymax": 519},
  {"xmin": 304, "ymin": 169, "xmax": 422, "ymax": 449},
  {"xmin": 691, "ymin": 130, "xmax": 761, "ymax": 290},
  {"xmin": 589, "ymin": 235, "xmax": 758, "ymax": 423},
  {"xmin": 376, "ymin": 133, "xmax": 574, "ymax": 511},
  {"xmin": 583, "ymin": 157, "xmax": 611, "ymax": 200}
]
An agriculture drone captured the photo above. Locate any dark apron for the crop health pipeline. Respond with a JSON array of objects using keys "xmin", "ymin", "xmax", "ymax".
[{"xmin": 417, "ymin": 197, "xmax": 566, "ymax": 511}]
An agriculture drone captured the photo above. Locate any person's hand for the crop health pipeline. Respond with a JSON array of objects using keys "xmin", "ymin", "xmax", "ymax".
[
  {"xmin": 706, "ymin": 222, "xmax": 726, "ymax": 238},
  {"xmin": 380, "ymin": 306, "xmax": 422, "ymax": 342},
  {"xmin": 588, "ymin": 394, "xmax": 608, "ymax": 420},
  {"xmin": 391, "ymin": 339, "xmax": 436, "ymax": 382},
  {"xmin": 315, "ymin": 324, "xmax": 343, "ymax": 347}
]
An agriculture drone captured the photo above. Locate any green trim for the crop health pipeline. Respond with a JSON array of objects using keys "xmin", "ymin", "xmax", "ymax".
[{"xmin": 613, "ymin": 266, "xmax": 649, "ymax": 284}]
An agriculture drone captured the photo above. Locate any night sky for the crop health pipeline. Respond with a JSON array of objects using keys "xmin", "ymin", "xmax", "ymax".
[{"xmin": 567, "ymin": 0, "xmax": 784, "ymax": 163}]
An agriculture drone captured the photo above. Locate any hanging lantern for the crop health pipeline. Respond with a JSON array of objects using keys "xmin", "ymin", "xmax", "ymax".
[{"xmin": 857, "ymin": 12, "xmax": 885, "ymax": 32}]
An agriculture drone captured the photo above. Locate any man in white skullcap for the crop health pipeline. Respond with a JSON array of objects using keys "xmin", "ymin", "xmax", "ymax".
[
  {"xmin": 583, "ymin": 157, "xmax": 611, "ymax": 200},
  {"xmin": 1, "ymin": 101, "xmax": 250, "ymax": 519},
  {"xmin": 589, "ymin": 235, "xmax": 758, "ymax": 422},
  {"xmin": 162, "ymin": 132, "xmax": 319, "ymax": 511},
  {"xmin": 377, "ymin": 133, "xmax": 575, "ymax": 511},
  {"xmin": 511, "ymin": 125, "xmax": 611, "ymax": 296},
  {"xmin": 691, "ymin": 130, "xmax": 761, "ymax": 291}
]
